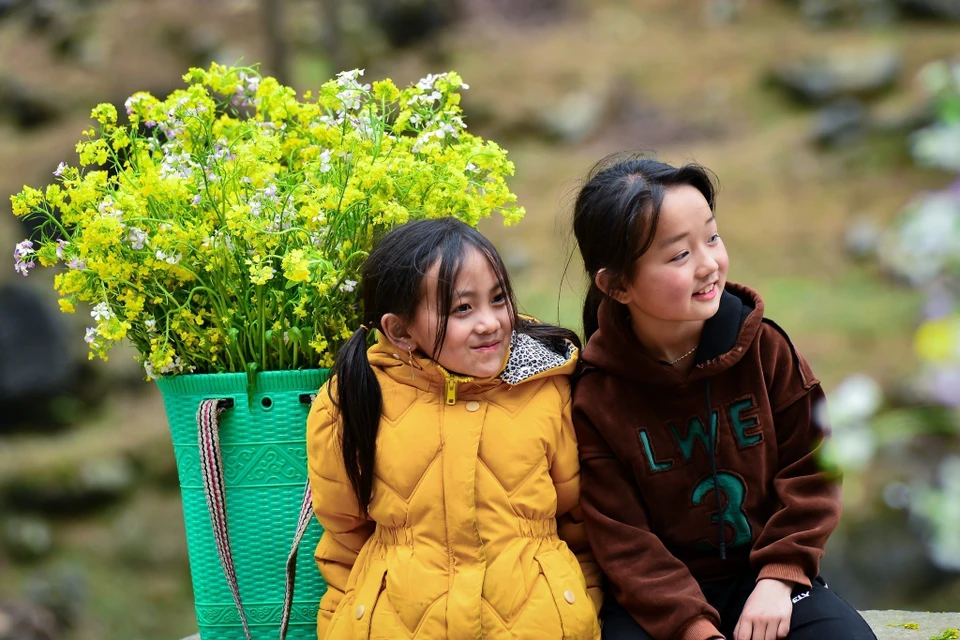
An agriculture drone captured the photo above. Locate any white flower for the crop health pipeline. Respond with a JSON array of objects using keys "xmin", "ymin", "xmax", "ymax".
[
  {"xmin": 84, "ymin": 327, "xmax": 99, "ymax": 344},
  {"xmin": 339, "ymin": 279, "xmax": 357, "ymax": 293},
  {"xmin": 320, "ymin": 149, "xmax": 333, "ymax": 173},
  {"xmin": 91, "ymin": 302, "xmax": 113, "ymax": 322},
  {"xmin": 144, "ymin": 318, "xmax": 157, "ymax": 334},
  {"xmin": 127, "ymin": 227, "xmax": 148, "ymax": 250},
  {"xmin": 827, "ymin": 374, "xmax": 883, "ymax": 426},
  {"xmin": 154, "ymin": 249, "xmax": 181, "ymax": 264},
  {"xmin": 53, "ymin": 162, "xmax": 67, "ymax": 177}
]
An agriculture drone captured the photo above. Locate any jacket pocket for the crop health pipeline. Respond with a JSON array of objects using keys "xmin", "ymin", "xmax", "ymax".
[
  {"xmin": 347, "ymin": 560, "xmax": 388, "ymax": 640},
  {"xmin": 535, "ymin": 550, "xmax": 600, "ymax": 640}
]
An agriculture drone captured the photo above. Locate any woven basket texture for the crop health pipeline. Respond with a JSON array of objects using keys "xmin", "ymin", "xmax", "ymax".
[{"xmin": 157, "ymin": 369, "xmax": 329, "ymax": 640}]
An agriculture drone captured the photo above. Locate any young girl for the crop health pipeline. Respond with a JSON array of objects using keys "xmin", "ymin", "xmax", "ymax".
[
  {"xmin": 570, "ymin": 157, "xmax": 877, "ymax": 640},
  {"xmin": 307, "ymin": 218, "xmax": 602, "ymax": 639}
]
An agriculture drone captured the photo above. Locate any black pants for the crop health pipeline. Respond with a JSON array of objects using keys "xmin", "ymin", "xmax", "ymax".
[{"xmin": 601, "ymin": 575, "xmax": 877, "ymax": 640}]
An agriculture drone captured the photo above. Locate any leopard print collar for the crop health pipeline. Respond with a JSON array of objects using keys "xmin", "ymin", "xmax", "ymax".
[{"xmin": 499, "ymin": 332, "xmax": 576, "ymax": 385}]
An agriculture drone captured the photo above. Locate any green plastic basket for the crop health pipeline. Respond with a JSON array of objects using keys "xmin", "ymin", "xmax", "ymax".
[{"xmin": 156, "ymin": 369, "xmax": 329, "ymax": 640}]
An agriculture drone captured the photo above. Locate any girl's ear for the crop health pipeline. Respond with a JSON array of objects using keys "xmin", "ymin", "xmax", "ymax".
[
  {"xmin": 595, "ymin": 269, "xmax": 631, "ymax": 305},
  {"xmin": 380, "ymin": 313, "xmax": 417, "ymax": 352}
]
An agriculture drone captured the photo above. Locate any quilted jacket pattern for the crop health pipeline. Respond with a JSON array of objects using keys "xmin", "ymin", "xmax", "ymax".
[{"xmin": 307, "ymin": 332, "xmax": 602, "ymax": 639}]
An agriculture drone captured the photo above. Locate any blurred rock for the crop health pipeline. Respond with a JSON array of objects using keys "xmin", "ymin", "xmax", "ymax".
[
  {"xmin": 798, "ymin": 0, "xmax": 896, "ymax": 27},
  {"xmin": 869, "ymin": 91, "xmax": 934, "ymax": 134},
  {"xmin": 0, "ymin": 601, "xmax": 58, "ymax": 640},
  {"xmin": 501, "ymin": 246, "xmax": 533, "ymax": 276},
  {"xmin": 128, "ymin": 435, "xmax": 179, "ymax": 490},
  {"xmin": 812, "ymin": 98, "xmax": 867, "ymax": 147},
  {"xmin": 460, "ymin": 0, "xmax": 570, "ymax": 25},
  {"xmin": 844, "ymin": 216, "xmax": 884, "ymax": 259},
  {"xmin": 537, "ymin": 88, "xmax": 611, "ymax": 144},
  {"xmin": 1, "ymin": 515, "xmax": 53, "ymax": 562},
  {"xmin": 2, "ymin": 456, "xmax": 136, "ymax": 515},
  {"xmin": 0, "ymin": 284, "xmax": 79, "ymax": 431},
  {"xmin": 367, "ymin": 0, "xmax": 454, "ymax": 48},
  {"xmin": 705, "ymin": 0, "xmax": 746, "ymax": 25},
  {"xmin": 0, "ymin": 0, "xmax": 21, "ymax": 20},
  {"xmin": 770, "ymin": 46, "xmax": 902, "ymax": 105},
  {"xmin": 24, "ymin": 0, "xmax": 95, "ymax": 62},
  {"xmin": 897, "ymin": 0, "xmax": 960, "ymax": 20},
  {"xmin": 23, "ymin": 570, "xmax": 83, "ymax": 632},
  {"xmin": 162, "ymin": 24, "xmax": 225, "ymax": 67},
  {"xmin": 822, "ymin": 504, "xmax": 945, "ymax": 606},
  {"xmin": 0, "ymin": 77, "xmax": 61, "ymax": 129}
]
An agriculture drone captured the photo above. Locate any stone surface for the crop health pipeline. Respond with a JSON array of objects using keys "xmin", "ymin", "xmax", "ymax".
[
  {"xmin": 770, "ymin": 46, "xmax": 902, "ymax": 104},
  {"xmin": 861, "ymin": 610, "xmax": 960, "ymax": 638},
  {"xmin": 0, "ymin": 283, "xmax": 79, "ymax": 430},
  {"xmin": 897, "ymin": 0, "xmax": 960, "ymax": 20},
  {"xmin": 174, "ymin": 611, "xmax": 960, "ymax": 640}
]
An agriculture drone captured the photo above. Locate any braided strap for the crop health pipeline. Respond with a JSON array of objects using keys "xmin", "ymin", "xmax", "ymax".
[
  {"xmin": 196, "ymin": 398, "xmax": 252, "ymax": 640},
  {"xmin": 280, "ymin": 481, "xmax": 314, "ymax": 640},
  {"xmin": 279, "ymin": 391, "xmax": 319, "ymax": 639}
]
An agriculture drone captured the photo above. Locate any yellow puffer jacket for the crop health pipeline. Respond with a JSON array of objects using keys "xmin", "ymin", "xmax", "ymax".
[{"xmin": 307, "ymin": 331, "xmax": 602, "ymax": 639}]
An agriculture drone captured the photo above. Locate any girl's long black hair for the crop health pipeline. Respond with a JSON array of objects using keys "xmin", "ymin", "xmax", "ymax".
[
  {"xmin": 331, "ymin": 217, "xmax": 580, "ymax": 515},
  {"xmin": 572, "ymin": 154, "xmax": 718, "ymax": 341}
]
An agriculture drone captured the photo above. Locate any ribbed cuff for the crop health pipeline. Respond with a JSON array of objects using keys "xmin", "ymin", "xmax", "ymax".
[
  {"xmin": 757, "ymin": 563, "xmax": 811, "ymax": 588},
  {"xmin": 680, "ymin": 616, "xmax": 723, "ymax": 640}
]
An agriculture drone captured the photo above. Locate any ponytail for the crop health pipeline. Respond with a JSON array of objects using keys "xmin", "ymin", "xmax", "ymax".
[
  {"xmin": 329, "ymin": 324, "xmax": 381, "ymax": 516},
  {"xmin": 582, "ymin": 280, "xmax": 606, "ymax": 343}
]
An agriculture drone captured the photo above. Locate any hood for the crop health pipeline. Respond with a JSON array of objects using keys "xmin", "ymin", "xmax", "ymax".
[
  {"xmin": 582, "ymin": 282, "xmax": 763, "ymax": 386},
  {"xmin": 368, "ymin": 329, "xmax": 578, "ymax": 401}
]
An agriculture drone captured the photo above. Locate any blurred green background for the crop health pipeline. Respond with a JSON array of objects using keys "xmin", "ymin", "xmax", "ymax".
[{"xmin": 1, "ymin": 0, "xmax": 959, "ymax": 638}]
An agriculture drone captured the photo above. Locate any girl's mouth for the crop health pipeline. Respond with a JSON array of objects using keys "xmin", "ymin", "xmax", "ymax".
[
  {"xmin": 693, "ymin": 282, "xmax": 719, "ymax": 301},
  {"xmin": 472, "ymin": 341, "xmax": 501, "ymax": 353}
]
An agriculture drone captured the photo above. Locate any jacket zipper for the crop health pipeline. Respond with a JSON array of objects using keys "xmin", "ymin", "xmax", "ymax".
[
  {"xmin": 445, "ymin": 377, "xmax": 457, "ymax": 405},
  {"xmin": 437, "ymin": 365, "xmax": 474, "ymax": 405}
]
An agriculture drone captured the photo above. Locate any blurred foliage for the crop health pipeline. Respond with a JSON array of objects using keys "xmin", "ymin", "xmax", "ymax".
[{"xmin": 827, "ymin": 58, "xmax": 960, "ymax": 570}]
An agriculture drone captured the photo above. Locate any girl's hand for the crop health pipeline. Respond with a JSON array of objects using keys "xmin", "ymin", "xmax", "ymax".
[{"xmin": 733, "ymin": 578, "xmax": 794, "ymax": 640}]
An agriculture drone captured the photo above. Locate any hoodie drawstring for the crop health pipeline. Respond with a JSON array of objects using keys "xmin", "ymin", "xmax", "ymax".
[{"xmin": 705, "ymin": 378, "xmax": 727, "ymax": 561}]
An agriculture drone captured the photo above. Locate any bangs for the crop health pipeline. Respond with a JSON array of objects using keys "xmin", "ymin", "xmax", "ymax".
[{"xmin": 424, "ymin": 232, "xmax": 517, "ymax": 358}]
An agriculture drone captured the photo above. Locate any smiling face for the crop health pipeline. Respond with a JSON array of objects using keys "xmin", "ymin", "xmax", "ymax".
[
  {"xmin": 406, "ymin": 245, "xmax": 514, "ymax": 378},
  {"xmin": 616, "ymin": 184, "xmax": 729, "ymax": 325}
]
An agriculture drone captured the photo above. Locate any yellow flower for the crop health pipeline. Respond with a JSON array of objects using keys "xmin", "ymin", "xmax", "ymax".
[
  {"xmin": 915, "ymin": 318, "xmax": 959, "ymax": 363},
  {"xmin": 248, "ymin": 258, "xmax": 275, "ymax": 285},
  {"xmin": 282, "ymin": 249, "xmax": 312, "ymax": 283}
]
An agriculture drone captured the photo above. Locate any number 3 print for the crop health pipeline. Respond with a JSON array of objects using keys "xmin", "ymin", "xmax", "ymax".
[{"xmin": 692, "ymin": 472, "xmax": 752, "ymax": 549}]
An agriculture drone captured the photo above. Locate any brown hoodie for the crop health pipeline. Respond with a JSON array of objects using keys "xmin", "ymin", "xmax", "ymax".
[{"xmin": 572, "ymin": 283, "xmax": 841, "ymax": 640}]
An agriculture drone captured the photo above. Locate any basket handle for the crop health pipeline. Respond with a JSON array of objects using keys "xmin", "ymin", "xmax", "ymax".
[
  {"xmin": 196, "ymin": 398, "xmax": 253, "ymax": 640},
  {"xmin": 278, "ymin": 392, "xmax": 319, "ymax": 640},
  {"xmin": 279, "ymin": 480, "xmax": 314, "ymax": 639}
]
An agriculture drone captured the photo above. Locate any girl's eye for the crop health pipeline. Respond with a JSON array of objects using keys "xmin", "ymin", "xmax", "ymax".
[
  {"xmin": 492, "ymin": 293, "xmax": 506, "ymax": 304},
  {"xmin": 670, "ymin": 251, "xmax": 689, "ymax": 263},
  {"xmin": 708, "ymin": 233, "xmax": 720, "ymax": 243},
  {"xmin": 453, "ymin": 303, "xmax": 470, "ymax": 314}
]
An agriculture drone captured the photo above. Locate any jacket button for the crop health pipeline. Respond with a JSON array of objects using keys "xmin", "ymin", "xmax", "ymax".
[
  {"xmin": 465, "ymin": 401, "xmax": 480, "ymax": 412},
  {"xmin": 563, "ymin": 590, "xmax": 576, "ymax": 604},
  {"xmin": 355, "ymin": 604, "xmax": 365, "ymax": 619}
]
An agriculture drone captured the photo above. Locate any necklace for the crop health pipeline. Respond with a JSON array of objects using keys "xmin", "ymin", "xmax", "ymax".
[{"xmin": 664, "ymin": 345, "xmax": 697, "ymax": 366}]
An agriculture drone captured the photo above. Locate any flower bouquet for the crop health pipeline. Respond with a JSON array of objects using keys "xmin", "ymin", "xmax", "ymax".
[
  {"xmin": 10, "ymin": 63, "xmax": 525, "ymax": 639},
  {"xmin": 12, "ymin": 63, "xmax": 523, "ymax": 378}
]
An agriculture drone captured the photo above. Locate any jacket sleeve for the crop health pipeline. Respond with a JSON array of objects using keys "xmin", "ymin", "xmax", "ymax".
[
  {"xmin": 306, "ymin": 386, "xmax": 376, "ymax": 638},
  {"xmin": 573, "ymin": 399, "xmax": 723, "ymax": 640},
  {"xmin": 750, "ymin": 326, "xmax": 842, "ymax": 586},
  {"xmin": 549, "ymin": 379, "xmax": 604, "ymax": 614}
]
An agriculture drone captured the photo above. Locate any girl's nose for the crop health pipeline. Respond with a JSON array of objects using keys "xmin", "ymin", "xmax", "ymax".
[
  {"xmin": 475, "ymin": 309, "xmax": 501, "ymax": 334},
  {"xmin": 697, "ymin": 253, "xmax": 719, "ymax": 278}
]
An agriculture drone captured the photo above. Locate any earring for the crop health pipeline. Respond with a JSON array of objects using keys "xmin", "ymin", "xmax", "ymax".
[{"xmin": 407, "ymin": 348, "xmax": 415, "ymax": 381}]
